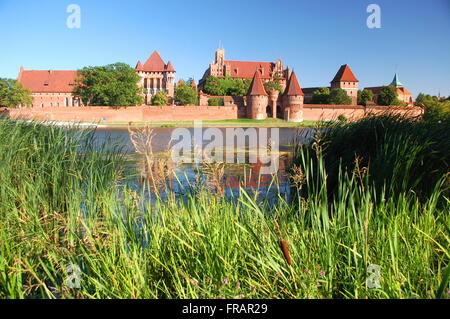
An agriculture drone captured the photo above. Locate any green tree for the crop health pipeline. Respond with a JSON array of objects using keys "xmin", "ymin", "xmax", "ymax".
[
  {"xmin": 202, "ymin": 76, "xmax": 226, "ymax": 96},
  {"xmin": 329, "ymin": 88, "xmax": 352, "ymax": 105},
  {"xmin": 0, "ymin": 78, "xmax": 33, "ymax": 108},
  {"xmin": 229, "ymin": 78, "xmax": 251, "ymax": 96},
  {"xmin": 74, "ymin": 63, "xmax": 143, "ymax": 107},
  {"xmin": 415, "ymin": 93, "xmax": 450, "ymax": 122},
  {"xmin": 311, "ymin": 87, "xmax": 330, "ymax": 104},
  {"xmin": 175, "ymin": 81, "xmax": 198, "ymax": 105},
  {"xmin": 208, "ymin": 98, "xmax": 224, "ymax": 106},
  {"xmin": 202, "ymin": 75, "xmax": 252, "ymax": 96},
  {"xmin": 151, "ymin": 90, "xmax": 168, "ymax": 106},
  {"xmin": 357, "ymin": 89, "xmax": 374, "ymax": 106},
  {"xmin": 377, "ymin": 86, "xmax": 398, "ymax": 106}
]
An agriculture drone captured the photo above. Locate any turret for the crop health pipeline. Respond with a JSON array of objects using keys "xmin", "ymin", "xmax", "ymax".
[
  {"xmin": 282, "ymin": 72, "xmax": 304, "ymax": 122},
  {"xmin": 330, "ymin": 64, "xmax": 359, "ymax": 105},
  {"xmin": 247, "ymin": 70, "xmax": 268, "ymax": 120}
]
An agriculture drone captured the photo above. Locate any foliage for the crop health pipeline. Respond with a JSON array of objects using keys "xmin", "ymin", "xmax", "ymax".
[
  {"xmin": 357, "ymin": 89, "xmax": 374, "ymax": 106},
  {"xmin": 74, "ymin": 63, "xmax": 143, "ymax": 107},
  {"xmin": 292, "ymin": 113, "xmax": 450, "ymax": 202},
  {"xmin": 329, "ymin": 88, "xmax": 352, "ymax": 105},
  {"xmin": 0, "ymin": 78, "xmax": 33, "ymax": 108},
  {"xmin": 208, "ymin": 98, "xmax": 224, "ymax": 106},
  {"xmin": 311, "ymin": 87, "xmax": 330, "ymax": 104},
  {"xmin": 416, "ymin": 93, "xmax": 450, "ymax": 122},
  {"xmin": 151, "ymin": 90, "xmax": 168, "ymax": 106},
  {"xmin": 174, "ymin": 81, "xmax": 198, "ymax": 105},
  {"xmin": 263, "ymin": 74, "xmax": 283, "ymax": 94},
  {"xmin": 202, "ymin": 75, "xmax": 251, "ymax": 96},
  {"xmin": 0, "ymin": 118, "xmax": 448, "ymax": 299},
  {"xmin": 337, "ymin": 114, "xmax": 347, "ymax": 122},
  {"xmin": 377, "ymin": 85, "xmax": 403, "ymax": 106}
]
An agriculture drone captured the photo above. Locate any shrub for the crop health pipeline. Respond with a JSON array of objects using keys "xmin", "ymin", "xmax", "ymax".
[
  {"xmin": 175, "ymin": 82, "xmax": 198, "ymax": 105},
  {"xmin": 208, "ymin": 98, "xmax": 224, "ymax": 106},
  {"xmin": 329, "ymin": 88, "xmax": 352, "ymax": 105},
  {"xmin": 292, "ymin": 113, "xmax": 450, "ymax": 202},
  {"xmin": 151, "ymin": 90, "xmax": 168, "ymax": 106}
]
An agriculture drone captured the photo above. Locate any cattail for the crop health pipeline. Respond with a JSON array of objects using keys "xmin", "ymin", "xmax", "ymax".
[
  {"xmin": 279, "ymin": 239, "xmax": 292, "ymax": 266},
  {"xmin": 274, "ymin": 219, "xmax": 292, "ymax": 266}
]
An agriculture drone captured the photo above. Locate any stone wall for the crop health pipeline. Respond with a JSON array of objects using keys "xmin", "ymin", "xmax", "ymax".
[
  {"xmin": 303, "ymin": 105, "xmax": 423, "ymax": 121},
  {"xmin": 4, "ymin": 105, "xmax": 239, "ymax": 123},
  {"xmin": 2, "ymin": 104, "xmax": 423, "ymax": 123}
]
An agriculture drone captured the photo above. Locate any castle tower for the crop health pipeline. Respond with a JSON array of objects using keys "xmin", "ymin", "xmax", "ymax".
[
  {"xmin": 215, "ymin": 48, "xmax": 225, "ymax": 65},
  {"xmin": 330, "ymin": 64, "xmax": 359, "ymax": 105},
  {"xmin": 282, "ymin": 72, "xmax": 304, "ymax": 122},
  {"xmin": 247, "ymin": 70, "xmax": 268, "ymax": 120},
  {"xmin": 135, "ymin": 51, "xmax": 176, "ymax": 104}
]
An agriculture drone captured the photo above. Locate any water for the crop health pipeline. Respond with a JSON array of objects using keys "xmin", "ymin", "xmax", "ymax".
[{"xmin": 90, "ymin": 127, "xmax": 314, "ymax": 201}]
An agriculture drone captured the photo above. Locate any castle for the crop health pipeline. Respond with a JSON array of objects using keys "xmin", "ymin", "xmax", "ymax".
[
  {"xmin": 199, "ymin": 48, "xmax": 290, "ymax": 89},
  {"xmin": 17, "ymin": 51, "xmax": 176, "ymax": 108},
  {"xmin": 15, "ymin": 48, "xmax": 415, "ymax": 122}
]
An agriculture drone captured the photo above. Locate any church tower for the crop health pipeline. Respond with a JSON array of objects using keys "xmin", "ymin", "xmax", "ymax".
[{"xmin": 247, "ymin": 70, "xmax": 268, "ymax": 120}]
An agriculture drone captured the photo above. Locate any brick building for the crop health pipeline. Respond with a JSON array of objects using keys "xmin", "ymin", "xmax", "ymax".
[
  {"xmin": 17, "ymin": 51, "xmax": 176, "ymax": 107},
  {"xmin": 365, "ymin": 73, "xmax": 414, "ymax": 106},
  {"xmin": 17, "ymin": 67, "xmax": 82, "ymax": 108},
  {"xmin": 135, "ymin": 51, "xmax": 176, "ymax": 104},
  {"xmin": 199, "ymin": 48, "xmax": 290, "ymax": 89}
]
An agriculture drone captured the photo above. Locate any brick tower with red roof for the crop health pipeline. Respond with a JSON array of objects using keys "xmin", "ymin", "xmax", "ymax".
[
  {"xmin": 282, "ymin": 72, "xmax": 304, "ymax": 122},
  {"xmin": 330, "ymin": 64, "xmax": 359, "ymax": 105},
  {"xmin": 247, "ymin": 70, "xmax": 269, "ymax": 120},
  {"xmin": 135, "ymin": 51, "xmax": 176, "ymax": 104}
]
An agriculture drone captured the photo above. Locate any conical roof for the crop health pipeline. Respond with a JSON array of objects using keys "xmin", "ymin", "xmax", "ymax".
[
  {"xmin": 247, "ymin": 70, "xmax": 268, "ymax": 96},
  {"xmin": 166, "ymin": 61, "xmax": 175, "ymax": 72},
  {"xmin": 284, "ymin": 72, "xmax": 304, "ymax": 96}
]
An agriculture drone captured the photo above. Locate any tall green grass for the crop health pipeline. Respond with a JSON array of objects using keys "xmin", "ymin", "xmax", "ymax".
[{"xmin": 0, "ymin": 117, "xmax": 448, "ymax": 299}]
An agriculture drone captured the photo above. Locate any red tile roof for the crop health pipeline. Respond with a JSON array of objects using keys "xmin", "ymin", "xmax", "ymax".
[
  {"xmin": 397, "ymin": 87, "xmax": 412, "ymax": 96},
  {"xmin": 18, "ymin": 69, "xmax": 79, "ymax": 93},
  {"xmin": 224, "ymin": 61, "xmax": 274, "ymax": 79},
  {"xmin": 139, "ymin": 51, "xmax": 175, "ymax": 72},
  {"xmin": 135, "ymin": 60, "xmax": 143, "ymax": 70},
  {"xmin": 166, "ymin": 61, "xmax": 175, "ymax": 72},
  {"xmin": 365, "ymin": 86, "xmax": 413, "ymax": 96},
  {"xmin": 331, "ymin": 64, "xmax": 358, "ymax": 82},
  {"xmin": 284, "ymin": 72, "xmax": 304, "ymax": 96},
  {"xmin": 248, "ymin": 70, "xmax": 268, "ymax": 96}
]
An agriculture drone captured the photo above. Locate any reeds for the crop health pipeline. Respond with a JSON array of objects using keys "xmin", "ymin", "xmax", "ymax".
[{"xmin": 0, "ymin": 116, "xmax": 448, "ymax": 299}]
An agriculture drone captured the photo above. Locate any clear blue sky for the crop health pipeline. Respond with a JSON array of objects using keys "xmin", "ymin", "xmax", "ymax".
[{"xmin": 0, "ymin": 0, "xmax": 449, "ymax": 97}]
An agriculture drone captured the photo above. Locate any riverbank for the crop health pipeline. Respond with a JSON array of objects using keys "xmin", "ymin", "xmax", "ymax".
[{"xmin": 99, "ymin": 118, "xmax": 319, "ymax": 128}]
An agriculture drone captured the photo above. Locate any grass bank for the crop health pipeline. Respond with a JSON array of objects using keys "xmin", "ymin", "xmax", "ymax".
[
  {"xmin": 0, "ymin": 116, "xmax": 448, "ymax": 299},
  {"xmin": 97, "ymin": 118, "xmax": 319, "ymax": 128}
]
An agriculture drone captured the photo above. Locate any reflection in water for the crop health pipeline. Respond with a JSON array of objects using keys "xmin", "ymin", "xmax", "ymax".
[{"xmin": 91, "ymin": 127, "xmax": 314, "ymax": 202}]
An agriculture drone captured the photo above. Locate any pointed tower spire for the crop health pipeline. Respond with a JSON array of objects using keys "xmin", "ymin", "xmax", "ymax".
[
  {"xmin": 390, "ymin": 73, "xmax": 403, "ymax": 87},
  {"xmin": 247, "ymin": 70, "xmax": 268, "ymax": 96},
  {"xmin": 166, "ymin": 61, "xmax": 175, "ymax": 72},
  {"xmin": 135, "ymin": 60, "xmax": 143, "ymax": 70},
  {"xmin": 284, "ymin": 72, "xmax": 304, "ymax": 96},
  {"xmin": 331, "ymin": 64, "xmax": 358, "ymax": 83}
]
